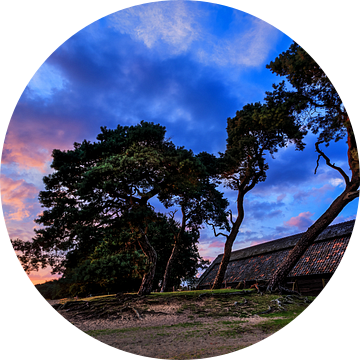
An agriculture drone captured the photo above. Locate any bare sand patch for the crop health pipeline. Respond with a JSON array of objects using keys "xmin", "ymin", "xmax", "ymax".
[{"xmin": 56, "ymin": 296, "xmax": 283, "ymax": 359}]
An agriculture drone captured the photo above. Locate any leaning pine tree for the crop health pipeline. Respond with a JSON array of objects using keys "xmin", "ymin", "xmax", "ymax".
[
  {"xmin": 210, "ymin": 101, "xmax": 305, "ymax": 289},
  {"xmin": 265, "ymin": 42, "xmax": 359, "ymax": 292}
]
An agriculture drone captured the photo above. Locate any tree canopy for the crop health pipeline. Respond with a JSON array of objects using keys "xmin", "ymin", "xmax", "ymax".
[
  {"xmin": 12, "ymin": 121, "xmax": 221, "ymax": 295},
  {"xmin": 266, "ymin": 42, "xmax": 352, "ymax": 146}
]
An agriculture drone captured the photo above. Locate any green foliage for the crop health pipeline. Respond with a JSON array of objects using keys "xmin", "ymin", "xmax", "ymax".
[
  {"xmin": 266, "ymin": 42, "xmax": 359, "ymax": 194},
  {"xmin": 223, "ymin": 101, "xmax": 305, "ymax": 190},
  {"xmin": 13, "ymin": 121, "xmax": 221, "ymax": 296},
  {"xmin": 15, "ymin": 121, "xmax": 175, "ymax": 274},
  {"xmin": 266, "ymin": 41, "xmax": 348, "ymax": 145},
  {"xmin": 43, "ymin": 212, "xmax": 206, "ymax": 297}
]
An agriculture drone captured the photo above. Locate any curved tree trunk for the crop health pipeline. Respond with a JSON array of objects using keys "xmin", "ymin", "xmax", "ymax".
[
  {"xmin": 267, "ymin": 186, "xmax": 358, "ymax": 292},
  {"xmin": 267, "ymin": 118, "xmax": 359, "ymax": 292},
  {"xmin": 212, "ymin": 192, "xmax": 244, "ymax": 289},
  {"xmin": 137, "ymin": 232, "xmax": 157, "ymax": 296},
  {"xmin": 160, "ymin": 236, "xmax": 180, "ymax": 292},
  {"xmin": 161, "ymin": 206, "xmax": 186, "ymax": 293}
]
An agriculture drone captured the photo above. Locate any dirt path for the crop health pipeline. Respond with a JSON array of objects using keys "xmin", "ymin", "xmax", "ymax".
[
  {"xmin": 86, "ymin": 319, "xmax": 271, "ymax": 359},
  {"xmin": 56, "ymin": 295, "xmax": 286, "ymax": 359}
]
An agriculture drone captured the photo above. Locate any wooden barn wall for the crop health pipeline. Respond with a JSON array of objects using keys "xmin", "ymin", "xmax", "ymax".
[{"xmin": 285, "ymin": 274, "xmax": 332, "ymax": 296}]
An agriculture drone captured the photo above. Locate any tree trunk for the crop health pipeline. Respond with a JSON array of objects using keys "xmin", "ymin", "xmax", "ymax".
[
  {"xmin": 160, "ymin": 235, "xmax": 180, "ymax": 292},
  {"xmin": 137, "ymin": 232, "xmax": 157, "ymax": 296},
  {"xmin": 161, "ymin": 206, "xmax": 186, "ymax": 293},
  {"xmin": 212, "ymin": 192, "xmax": 244, "ymax": 289},
  {"xmin": 266, "ymin": 185, "xmax": 358, "ymax": 292}
]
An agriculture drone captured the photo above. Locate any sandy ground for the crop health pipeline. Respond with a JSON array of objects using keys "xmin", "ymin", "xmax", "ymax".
[{"xmin": 53, "ymin": 299, "xmax": 279, "ymax": 359}]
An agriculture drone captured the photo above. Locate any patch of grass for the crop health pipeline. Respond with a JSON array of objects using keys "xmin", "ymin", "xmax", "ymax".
[
  {"xmin": 252, "ymin": 317, "xmax": 292, "ymax": 333},
  {"xmin": 259, "ymin": 308, "xmax": 305, "ymax": 319},
  {"xmin": 146, "ymin": 299, "xmax": 160, "ymax": 304},
  {"xmin": 253, "ymin": 304, "xmax": 309, "ymax": 333},
  {"xmin": 84, "ymin": 294, "xmax": 115, "ymax": 301},
  {"xmin": 170, "ymin": 343, "xmax": 248, "ymax": 359},
  {"xmin": 217, "ymin": 326, "xmax": 247, "ymax": 338},
  {"xmin": 87, "ymin": 320, "xmax": 204, "ymax": 338},
  {"xmin": 147, "ymin": 288, "xmax": 252, "ymax": 300},
  {"xmin": 183, "ymin": 329, "xmax": 202, "ymax": 339},
  {"xmin": 173, "ymin": 321, "xmax": 203, "ymax": 328},
  {"xmin": 81, "ymin": 291, "xmax": 314, "ymax": 347},
  {"xmin": 220, "ymin": 320, "xmax": 248, "ymax": 325}
]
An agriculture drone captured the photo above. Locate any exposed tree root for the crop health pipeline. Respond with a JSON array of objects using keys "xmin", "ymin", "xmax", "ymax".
[
  {"xmin": 52, "ymin": 290, "xmax": 312, "ymax": 322},
  {"xmin": 120, "ymin": 306, "xmax": 142, "ymax": 320}
]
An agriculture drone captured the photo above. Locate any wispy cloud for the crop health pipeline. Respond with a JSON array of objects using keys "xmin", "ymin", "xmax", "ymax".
[
  {"xmin": 329, "ymin": 178, "xmax": 345, "ymax": 187},
  {"xmin": 27, "ymin": 62, "xmax": 68, "ymax": 100},
  {"xmin": 109, "ymin": 2, "xmax": 279, "ymax": 68},
  {"xmin": 293, "ymin": 183, "xmax": 335, "ymax": 203},
  {"xmin": 109, "ymin": 1, "xmax": 201, "ymax": 55},
  {"xmin": 208, "ymin": 17, "xmax": 279, "ymax": 67}
]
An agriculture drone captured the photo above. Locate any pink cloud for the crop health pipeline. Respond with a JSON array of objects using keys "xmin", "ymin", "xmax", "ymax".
[
  {"xmin": 277, "ymin": 193, "xmax": 286, "ymax": 202},
  {"xmin": 0, "ymin": 175, "xmax": 38, "ymax": 221},
  {"xmin": 284, "ymin": 211, "xmax": 314, "ymax": 231},
  {"xmin": 2, "ymin": 129, "xmax": 51, "ymax": 172},
  {"xmin": 2, "ymin": 118, "xmax": 84, "ymax": 172},
  {"xmin": 208, "ymin": 240, "xmax": 225, "ymax": 248}
]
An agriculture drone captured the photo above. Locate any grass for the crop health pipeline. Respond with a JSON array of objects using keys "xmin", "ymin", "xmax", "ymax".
[
  {"xmin": 61, "ymin": 288, "xmax": 254, "ymax": 305},
  {"xmin": 169, "ymin": 344, "xmax": 248, "ymax": 359},
  {"xmin": 86, "ymin": 320, "xmax": 205, "ymax": 337},
  {"xmin": 157, "ymin": 290, "xmax": 310, "ymax": 320},
  {"xmin": 86, "ymin": 308, "xmax": 298, "ymax": 339},
  {"xmin": 76, "ymin": 289, "xmax": 316, "ymax": 360},
  {"xmin": 75, "ymin": 289, "xmax": 316, "ymax": 350}
]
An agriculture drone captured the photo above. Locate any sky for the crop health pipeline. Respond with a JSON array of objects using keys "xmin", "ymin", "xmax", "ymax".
[{"xmin": 1, "ymin": 1, "xmax": 358, "ymax": 286}]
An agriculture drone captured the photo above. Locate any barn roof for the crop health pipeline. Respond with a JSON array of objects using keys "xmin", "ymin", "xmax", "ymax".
[{"xmin": 198, "ymin": 220, "xmax": 355, "ymax": 288}]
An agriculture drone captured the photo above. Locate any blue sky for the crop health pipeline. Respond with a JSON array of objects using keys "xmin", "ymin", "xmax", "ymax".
[{"xmin": 1, "ymin": 1, "xmax": 358, "ymax": 284}]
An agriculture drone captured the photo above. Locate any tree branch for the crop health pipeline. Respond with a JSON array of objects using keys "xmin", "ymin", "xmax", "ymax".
[
  {"xmin": 243, "ymin": 169, "xmax": 262, "ymax": 194},
  {"xmin": 343, "ymin": 190, "xmax": 359, "ymax": 201},
  {"xmin": 315, "ymin": 141, "xmax": 350, "ymax": 186},
  {"xmin": 207, "ymin": 222, "xmax": 229, "ymax": 239},
  {"xmin": 168, "ymin": 210, "xmax": 178, "ymax": 221}
]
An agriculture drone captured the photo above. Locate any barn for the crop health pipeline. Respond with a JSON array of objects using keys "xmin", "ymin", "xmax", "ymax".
[{"xmin": 197, "ymin": 220, "xmax": 355, "ymax": 295}]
